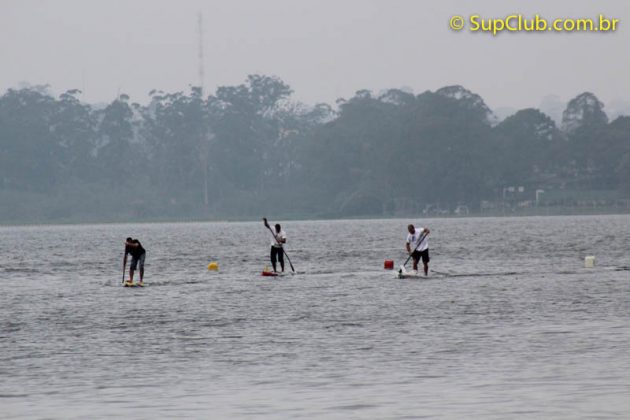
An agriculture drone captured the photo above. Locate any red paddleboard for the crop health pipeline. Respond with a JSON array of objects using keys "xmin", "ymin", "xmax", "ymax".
[{"xmin": 261, "ymin": 271, "xmax": 279, "ymax": 277}]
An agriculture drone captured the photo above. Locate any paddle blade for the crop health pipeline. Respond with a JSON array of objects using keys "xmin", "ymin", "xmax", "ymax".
[{"xmin": 263, "ymin": 217, "xmax": 270, "ymax": 228}]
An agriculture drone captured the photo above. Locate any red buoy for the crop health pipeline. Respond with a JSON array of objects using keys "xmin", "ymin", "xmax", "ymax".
[{"xmin": 384, "ymin": 260, "xmax": 394, "ymax": 270}]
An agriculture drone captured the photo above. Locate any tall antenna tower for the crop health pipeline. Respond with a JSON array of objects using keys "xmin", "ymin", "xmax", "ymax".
[{"xmin": 197, "ymin": 12, "xmax": 205, "ymax": 95}]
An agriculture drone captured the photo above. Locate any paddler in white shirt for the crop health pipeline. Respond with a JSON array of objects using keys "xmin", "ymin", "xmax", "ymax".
[
  {"xmin": 270, "ymin": 223, "xmax": 287, "ymax": 273},
  {"xmin": 405, "ymin": 224, "xmax": 430, "ymax": 275}
]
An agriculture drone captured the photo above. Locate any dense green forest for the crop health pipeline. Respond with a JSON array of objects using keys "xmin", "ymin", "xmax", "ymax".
[{"xmin": 1, "ymin": 75, "xmax": 629, "ymax": 223}]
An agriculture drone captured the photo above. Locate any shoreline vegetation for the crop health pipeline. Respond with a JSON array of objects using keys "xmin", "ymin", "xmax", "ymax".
[
  {"xmin": 1, "ymin": 75, "xmax": 629, "ymax": 225},
  {"xmin": 2, "ymin": 206, "xmax": 629, "ymax": 227}
]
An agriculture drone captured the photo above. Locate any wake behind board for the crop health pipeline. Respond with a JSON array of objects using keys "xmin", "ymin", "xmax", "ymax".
[{"xmin": 123, "ymin": 281, "xmax": 145, "ymax": 287}]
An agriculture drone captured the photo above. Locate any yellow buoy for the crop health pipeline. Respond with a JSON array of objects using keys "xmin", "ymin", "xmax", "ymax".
[{"xmin": 207, "ymin": 262, "xmax": 219, "ymax": 271}]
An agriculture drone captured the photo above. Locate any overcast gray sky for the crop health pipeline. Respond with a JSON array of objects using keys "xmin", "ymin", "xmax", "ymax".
[{"xmin": 2, "ymin": 0, "xmax": 629, "ymax": 111}]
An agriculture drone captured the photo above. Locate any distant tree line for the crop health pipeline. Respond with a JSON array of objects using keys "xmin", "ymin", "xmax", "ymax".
[{"xmin": 1, "ymin": 75, "xmax": 629, "ymax": 222}]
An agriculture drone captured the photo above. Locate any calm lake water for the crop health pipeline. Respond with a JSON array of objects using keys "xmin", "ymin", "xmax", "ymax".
[{"xmin": 1, "ymin": 215, "xmax": 630, "ymax": 419}]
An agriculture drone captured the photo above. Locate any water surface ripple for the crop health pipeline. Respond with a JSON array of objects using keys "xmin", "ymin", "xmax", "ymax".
[{"xmin": 1, "ymin": 216, "xmax": 629, "ymax": 418}]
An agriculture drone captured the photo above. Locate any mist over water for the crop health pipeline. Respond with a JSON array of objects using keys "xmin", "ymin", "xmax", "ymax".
[{"xmin": 2, "ymin": 215, "xmax": 630, "ymax": 418}]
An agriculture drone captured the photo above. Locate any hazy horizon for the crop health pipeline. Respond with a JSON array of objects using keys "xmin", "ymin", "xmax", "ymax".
[{"xmin": 2, "ymin": 0, "xmax": 630, "ymax": 113}]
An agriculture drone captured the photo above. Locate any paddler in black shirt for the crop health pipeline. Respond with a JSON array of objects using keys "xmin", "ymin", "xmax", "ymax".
[{"xmin": 123, "ymin": 237, "xmax": 146, "ymax": 283}]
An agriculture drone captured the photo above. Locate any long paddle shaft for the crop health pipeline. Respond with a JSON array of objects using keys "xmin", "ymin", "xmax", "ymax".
[
  {"xmin": 263, "ymin": 218, "xmax": 295, "ymax": 272},
  {"xmin": 122, "ymin": 249, "xmax": 127, "ymax": 284},
  {"xmin": 399, "ymin": 231, "xmax": 428, "ymax": 274}
]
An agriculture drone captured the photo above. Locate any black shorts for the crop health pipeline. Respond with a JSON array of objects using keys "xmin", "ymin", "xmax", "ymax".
[
  {"xmin": 130, "ymin": 253, "xmax": 145, "ymax": 270},
  {"xmin": 270, "ymin": 246, "xmax": 284, "ymax": 263},
  {"xmin": 412, "ymin": 249, "xmax": 429, "ymax": 264}
]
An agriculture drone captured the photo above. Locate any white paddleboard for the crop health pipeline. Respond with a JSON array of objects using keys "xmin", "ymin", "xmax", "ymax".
[{"xmin": 396, "ymin": 269, "xmax": 429, "ymax": 279}]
